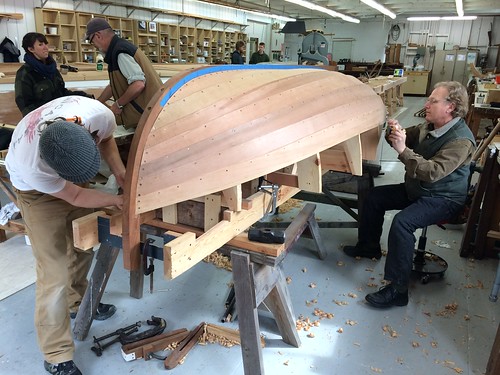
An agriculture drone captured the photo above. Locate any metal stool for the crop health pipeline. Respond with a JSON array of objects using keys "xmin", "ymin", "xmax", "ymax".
[
  {"xmin": 412, "ymin": 226, "xmax": 448, "ymax": 284},
  {"xmin": 489, "ymin": 253, "xmax": 500, "ymax": 302}
]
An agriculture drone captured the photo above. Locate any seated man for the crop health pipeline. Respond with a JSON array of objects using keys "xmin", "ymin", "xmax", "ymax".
[{"xmin": 344, "ymin": 81, "xmax": 476, "ymax": 308}]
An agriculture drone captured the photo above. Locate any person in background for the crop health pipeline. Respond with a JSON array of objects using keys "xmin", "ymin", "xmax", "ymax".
[
  {"xmin": 85, "ymin": 18, "xmax": 162, "ymax": 129},
  {"xmin": 231, "ymin": 41, "xmax": 245, "ymax": 64},
  {"xmin": 15, "ymin": 32, "xmax": 93, "ymax": 117},
  {"xmin": 5, "ymin": 96, "xmax": 126, "ymax": 375},
  {"xmin": 249, "ymin": 42, "xmax": 270, "ymax": 64},
  {"xmin": 343, "ymin": 81, "xmax": 475, "ymax": 309}
]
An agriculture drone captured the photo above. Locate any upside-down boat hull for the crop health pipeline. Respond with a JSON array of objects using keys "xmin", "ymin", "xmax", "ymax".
[
  {"xmin": 122, "ymin": 65, "xmax": 386, "ymax": 272},
  {"xmin": 129, "ymin": 65, "xmax": 385, "ymax": 213}
]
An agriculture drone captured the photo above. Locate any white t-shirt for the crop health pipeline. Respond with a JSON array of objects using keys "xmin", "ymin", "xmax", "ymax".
[{"xmin": 6, "ymin": 96, "xmax": 116, "ymax": 194}]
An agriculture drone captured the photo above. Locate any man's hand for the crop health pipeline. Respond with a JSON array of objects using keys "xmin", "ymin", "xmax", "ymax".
[
  {"xmin": 110, "ymin": 101, "xmax": 123, "ymax": 115},
  {"xmin": 387, "ymin": 119, "xmax": 407, "ymax": 154}
]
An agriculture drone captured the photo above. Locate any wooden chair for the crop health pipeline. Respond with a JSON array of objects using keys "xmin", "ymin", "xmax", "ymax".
[{"xmin": 465, "ymin": 78, "xmax": 478, "ymax": 127}]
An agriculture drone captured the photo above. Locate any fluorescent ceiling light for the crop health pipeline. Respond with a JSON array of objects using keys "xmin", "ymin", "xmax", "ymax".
[
  {"xmin": 284, "ymin": 0, "xmax": 360, "ymax": 23},
  {"xmin": 442, "ymin": 15, "xmax": 477, "ymax": 20},
  {"xmin": 407, "ymin": 16, "xmax": 477, "ymax": 21},
  {"xmin": 195, "ymin": 1, "xmax": 295, "ymax": 22},
  {"xmin": 455, "ymin": 0, "xmax": 464, "ymax": 17},
  {"xmin": 245, "ymin": 9, "xmax": 296, "ymax": 22},
  {"xmin": 360, "ymin": 0, "xmax": 396, "ymax": 19},
  {"xmin": 407, "ymin": 17, "xmax": 441, "ymax": 21}
]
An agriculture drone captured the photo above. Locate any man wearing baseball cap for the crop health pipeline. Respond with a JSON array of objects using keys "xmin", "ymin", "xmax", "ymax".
[
  {"xmin": 85, "ymin": 18, "xmax": 162, "ymax": 129},
  {"xmin": 5, "ymin": 96, "xmax": 126, "ymax": 375}
]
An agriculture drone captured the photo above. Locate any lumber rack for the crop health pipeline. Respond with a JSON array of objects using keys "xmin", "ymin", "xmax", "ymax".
[{"xmin": 72, "ymin": 203, "xmax": 326, "ymax": 374}]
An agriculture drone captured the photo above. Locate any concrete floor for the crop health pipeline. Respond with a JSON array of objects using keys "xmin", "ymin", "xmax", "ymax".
[{"xmin": 0, "ymin": 96, "xmax": 498, "ymax": 375}]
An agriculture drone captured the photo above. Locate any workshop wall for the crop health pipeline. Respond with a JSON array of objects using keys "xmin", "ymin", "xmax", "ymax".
[
  {"xmin": 0, "ymin": 0, "xmax": 276, "ymax": 62},
  {"xmin": 0, "ymin": 0, "xmax": 499, "ymax": 66}
]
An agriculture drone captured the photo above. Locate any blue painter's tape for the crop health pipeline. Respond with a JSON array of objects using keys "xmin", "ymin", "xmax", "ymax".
[{"xmin": 158, "ymin": 65, "xmax": 322, "ymax": 107}]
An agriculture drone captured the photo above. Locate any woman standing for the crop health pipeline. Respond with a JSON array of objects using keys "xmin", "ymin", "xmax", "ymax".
[{"xmin": 15, "ymin": 32, "xmax": 93, "ymax": 116}]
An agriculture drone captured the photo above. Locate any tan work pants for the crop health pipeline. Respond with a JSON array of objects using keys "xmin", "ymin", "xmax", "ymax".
[{"xmin": 15, "ymin": 189, "xmax": 94, "ymax": 364}]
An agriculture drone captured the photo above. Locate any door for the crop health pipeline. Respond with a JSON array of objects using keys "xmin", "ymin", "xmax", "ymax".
[{"xmin": 430, "ymin": 50, "xmax": 456, "ymax": 91}]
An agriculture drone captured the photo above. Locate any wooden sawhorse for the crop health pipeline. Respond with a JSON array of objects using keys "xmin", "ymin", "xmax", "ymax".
[
  {"xmin": 230, "ymin": 203, "xmax": 326, "ymax": 374},
  {"xmin": 73, "ymin": 202, "xmax": 326, "ymax": 375}
]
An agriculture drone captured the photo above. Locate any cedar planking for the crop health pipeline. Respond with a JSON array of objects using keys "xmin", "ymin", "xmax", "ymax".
[{"xmin": 120, "ymin": 65, "xmax": 385, "ymax": 273}]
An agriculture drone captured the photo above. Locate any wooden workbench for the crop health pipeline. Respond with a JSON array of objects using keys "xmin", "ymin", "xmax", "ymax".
[{"xmin": 367, "ymin": 76, "xmax": 407, "ymax": 117}]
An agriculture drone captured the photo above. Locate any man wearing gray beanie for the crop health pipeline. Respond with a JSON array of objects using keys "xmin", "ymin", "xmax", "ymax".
[{"xmin": 5, "ymin": 96, "xmax": 126, "ymax": 375}]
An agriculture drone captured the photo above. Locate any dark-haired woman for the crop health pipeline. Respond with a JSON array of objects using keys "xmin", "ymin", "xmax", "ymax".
[{"xmin": 15, "ymin": 32, "xmax": 93, "ymax": 116}]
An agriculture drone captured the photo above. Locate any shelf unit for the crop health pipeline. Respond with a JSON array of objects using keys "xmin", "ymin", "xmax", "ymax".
[
  {"xmin": 35, "ymin": 8, "xmax": 246, "ymax": 65},
  {"xmin": 159, "ymin": 23, "xmax": 179, "ymax": 63},
  {"xmin": 196, "ymin": 28, "xmax": 211, "ymax": 64},
  {"xmin": 76, "ymin": 13, "xmax": 99, "ymax": 63},
  {"xmin": 134, "ymin": 21, "xmax": 160, "ymax": 63},
  {"xmin": 35, "ymin": 8, "xmax": 79, "ymax": 63}
]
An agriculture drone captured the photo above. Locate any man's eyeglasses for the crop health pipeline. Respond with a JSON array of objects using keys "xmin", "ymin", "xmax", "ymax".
[
  {"xmin": 426, "ymin": 97, "xmax": 450, "ymax": 105},
  {"xmin": 89, "ymin": 33, "xmax": 95, "ymax": 44}
]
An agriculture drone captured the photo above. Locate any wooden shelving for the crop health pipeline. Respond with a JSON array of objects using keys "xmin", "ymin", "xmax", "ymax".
[{"xmin": 35, "ymin": 8, "xmax": 246, "ymax": 65}]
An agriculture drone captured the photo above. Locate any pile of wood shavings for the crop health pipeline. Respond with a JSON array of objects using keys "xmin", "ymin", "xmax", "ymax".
[
  {"xmin": 198, "ymin": 324, "xmax": 240, "ymax": 348},
  {"xmin": 382, "ymin": 324, "xmax": 399, "ymax": 338},
  {"xmin": 199, "ymin": 329, "xmax": 240, "ymax": 348},
  {"xmin": 203, "ymin": 251, "xmax": 232, "ymax": 271},
  {"xmin": 436, "ymin": 302, "xmax": 458, "ymax": 317}
]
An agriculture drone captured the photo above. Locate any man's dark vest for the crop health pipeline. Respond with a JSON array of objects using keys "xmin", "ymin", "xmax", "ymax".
[{"xmin": 404, "ymin": 118, "xmax": 475, "ymax": 205}]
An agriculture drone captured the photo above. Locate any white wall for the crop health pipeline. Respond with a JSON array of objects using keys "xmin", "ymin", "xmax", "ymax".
[
  {"xmin": 1, "ymin": 0, "xmax": 499, "ymax": 67},
  {"xmin": 388, "ymin": 17, "xmax": 500, "ymax": 69},
  {"xmin": 0, "ymin": 0, "xmax": 279, "ymax": 62},
  {"xmin": 306, "ymin": 18, "xmax": 391, "ymax": 62}
]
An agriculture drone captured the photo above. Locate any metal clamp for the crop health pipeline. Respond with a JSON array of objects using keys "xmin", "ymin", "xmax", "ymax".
[{"xmin": 258, "ymin": 180, "xmax": 279, "ymax": 216}]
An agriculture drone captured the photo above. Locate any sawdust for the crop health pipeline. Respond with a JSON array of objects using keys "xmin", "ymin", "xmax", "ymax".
[
  {"xmin": 203, "ymin": 251, "xmax": 232, "ymax": 271},
  {"xmin": 436, "ymin": 302, "xmax": 458, "ymax": 317},
  {"xmin": 278, "ymin": 198, "xmax": 304, "ymax": 213},
  {"xmin": 382, "ymin": 325, "xmax": 399, "ymax": 338}
]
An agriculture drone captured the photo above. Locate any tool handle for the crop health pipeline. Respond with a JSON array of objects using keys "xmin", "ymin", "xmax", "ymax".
[{"xmin": 164, "ymin": 322, "xmax": 205, "ymax": 369}]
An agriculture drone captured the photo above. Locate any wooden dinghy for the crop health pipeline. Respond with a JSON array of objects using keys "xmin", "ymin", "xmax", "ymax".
[{"xmin": 115, "ymin": 65, "xmax": 386, "ymax": 280}]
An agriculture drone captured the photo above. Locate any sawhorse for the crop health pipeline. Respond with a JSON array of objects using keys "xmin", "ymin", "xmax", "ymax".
[
  {"xmin": 73, "ymin": 203, "xmax": 326, "ymax": 375},
  {"xmin": 230, "ymin": 203, "xmax": 326, "ymax": 374}
]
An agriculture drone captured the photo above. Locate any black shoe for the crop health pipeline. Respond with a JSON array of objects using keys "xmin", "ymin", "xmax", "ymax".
[
  {"xmin": 344, "ymin": 244, "xmax": 382, "ymax": 260},
  {"xmin": 70, "ymin": 303, "xmax": 116, "ymax": 320},
  {"xmin": 44, "ymin": 360, "xmax": 82, "ymax": 375},
  {"xmin": 365, "ymin": 284, "xmax": 409, "ymax": 308}
]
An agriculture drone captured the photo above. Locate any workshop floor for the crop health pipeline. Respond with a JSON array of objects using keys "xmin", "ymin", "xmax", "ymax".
[{"xmin": 0, "ymin": 96, "xmax": 498, "ymax": 375}]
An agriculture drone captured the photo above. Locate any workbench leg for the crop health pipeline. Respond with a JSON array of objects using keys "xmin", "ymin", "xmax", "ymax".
[
  {"xmin": 130, "ymin": 270, "xmax": 144, "ymax": 299},
  {"xmin": 306, "ymin": 212, "xmax": 327, "ymax": 260},
  {"xmin": 263, "ymin": 265, "xmax": 300, "ymax": 348},
  {"xmin": 73, "ymin": 242, "xmax": 120, "ymax": 341},
  {"xmin": 0, "ymin": 228, "xmax": 6, "ymax": 243},
  {"xmin": 231, "ymin": 251, "xmax": 265, "ymax": 375}
]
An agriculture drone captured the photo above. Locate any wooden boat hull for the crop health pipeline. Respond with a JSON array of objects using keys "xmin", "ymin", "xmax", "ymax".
[
  {"xmin": 122, "ymin": 65, "xmax": 386, "ymax": 273},
  {"xmin": 129, "ymin": 65, "xmax": 385, "ymax": 214}
]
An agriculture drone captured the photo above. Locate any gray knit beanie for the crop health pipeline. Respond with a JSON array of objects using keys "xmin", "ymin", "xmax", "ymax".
[{"xmin": 39, "ymin": 121, "xmax": 100, "ymax": 183}]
